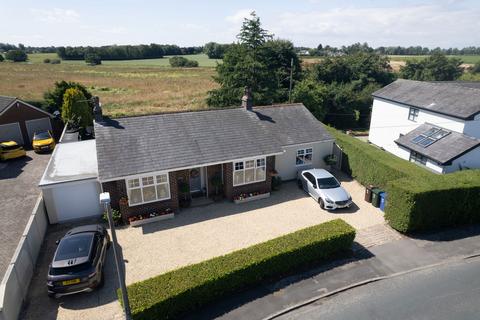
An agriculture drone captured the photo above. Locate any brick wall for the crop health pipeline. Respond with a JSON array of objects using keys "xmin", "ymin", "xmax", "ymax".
[
  {"xmin": 223, "ymin": 156, "xmax": 275, "ymax": 200},
  {"xmin": 102, "ymin": 171, "xmax": 180, "ymax": 223}
]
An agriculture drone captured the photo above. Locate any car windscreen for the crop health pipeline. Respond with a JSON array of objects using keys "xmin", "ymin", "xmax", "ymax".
[
  {"xmin": 34, "ymin": 132, "xmax": 50, "ymax": 140},
  {"xmin": 54, "ymin": 234, "xmax": 93, "ymax": 261},
  {"xmin": 317, "ymin": 177, "xmax": 340, "ymax": 189},
  {"xmin": 1, "ymin": 144, "xmax": 20, "ymax": 151}
]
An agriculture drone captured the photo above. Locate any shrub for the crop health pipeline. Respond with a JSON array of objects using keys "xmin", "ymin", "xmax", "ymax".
[
  {"xmin": 5, "ymin": 49, "xmax": 27, "ymax": 62},
  {"xmin": 85, "ymin": 52, "xmax": 102, "ymax": 65},
  {"xmin": 328, "ymin": 127, "xmax": 480, "ymax": 233},
  {"xmin": 123, "ymin": 219, "xmax": 355, "ymax": 320},
  {"xmin": 50, "ymin": 59, "xmax": 61, "ymax": 64},
  {"xmin": 61, "ymin": 88, "xmax": 93, "ymax": 128},
  {"xmin": 43, "ymin": 58, "xmax": 51, "ymax": 63},
  {"xmin": 470, "ymin": 61, "xmax": 480, "ymax": 74},
  {"xmin": 102, "ymin": 209, "xmax": 122, "ymax": 225},
  {"xmin": 169, "ymin": 56, "xmax": 198, "ymax": 67},
  {"xmin": 0, "ymin": 54, "xmax": 4, "ymax": 62}
]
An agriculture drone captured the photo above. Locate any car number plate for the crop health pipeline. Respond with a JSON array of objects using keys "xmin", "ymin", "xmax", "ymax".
[
  {"xmin": 41, "ymin": 146, "xmax": 49, "ymax": 149},
  {"xmin": 62, "ymin": 278, "xmax": 81, "ymax": 286}
]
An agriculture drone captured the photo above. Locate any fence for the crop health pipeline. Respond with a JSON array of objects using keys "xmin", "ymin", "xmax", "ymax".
[{"xmin": 0, "ymin": 195, "xmax": 48, "ymax": 320}]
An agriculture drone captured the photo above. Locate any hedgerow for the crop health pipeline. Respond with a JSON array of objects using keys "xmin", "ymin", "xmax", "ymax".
[
  {"xmin": 328, "ymin": 127, "xmax": 480, "ymax": 232},
  {"xmin": 122, "ymin": 219, "xmax": 355, "ymax": 320}
]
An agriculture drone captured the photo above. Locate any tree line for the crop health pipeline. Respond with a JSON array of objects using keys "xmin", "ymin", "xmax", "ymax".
[
  {"xmin": 56, "ymin": 44, "xmax": 203, "ymax": 60},
  {"xmin": 302, "ymin": 43, "xmax": 480, "ymax": 57}
]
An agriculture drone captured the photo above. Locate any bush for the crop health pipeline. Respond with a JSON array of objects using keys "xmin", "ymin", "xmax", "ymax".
[
  {"xmin": 102, "ymin": 209, "xmax": 122, "ymax": 225},
  {"xmin": 169, "ymin": 56, "xmax": 199, "ymax": 67},
  {"xmin": 0, "ymin": 54, "xmax": 4, "ymax": 62},
  {"xmin": 124, "ymin": 219, "xmax": 355, "ymax": 320},
  {"xmin": 85, "ymin": 52, "xmax": 102, "ymax": 65},
  {"xmin": 50, "ymin": 59, "xmax": 61, "ymax": 64},
  {"xmin": 470, "ymin": 61, "xmax": 480, "ymax": 74},
  {"xmin": 328, "ymin": 127, "xmax": 480, "ymax": 232},
  {"xmin": 5, "ymin": 49, "xmax": 27, "ymax": 62},
  {"xmin": 43, "ymin": 58, "xmax": 51, "ymax": 63}
]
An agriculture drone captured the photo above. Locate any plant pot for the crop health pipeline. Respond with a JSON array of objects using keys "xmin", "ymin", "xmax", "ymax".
[{"xmin": 179, "ymin": 199, "xmax": 191, "ymax": 208}]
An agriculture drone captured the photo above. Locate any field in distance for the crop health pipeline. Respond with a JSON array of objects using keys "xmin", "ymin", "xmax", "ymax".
[{"xmin": 0, "ymin": 53, "xmax": 219, "ymax": 117}]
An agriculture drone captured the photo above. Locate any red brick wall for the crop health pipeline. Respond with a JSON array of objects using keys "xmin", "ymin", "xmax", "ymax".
[
  {"xmin": 102, "ymin": 171, "xmax": 180, "ymax": 222},
  {"xmin": 223, "ymin": 156, "xmax": 275, "ymax": 200}
]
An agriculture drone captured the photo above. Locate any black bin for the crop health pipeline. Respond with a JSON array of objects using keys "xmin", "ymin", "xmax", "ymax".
[
  {"xmin": 371, "ymin": 188, "xmax": 382, "ymax": 208},
  {"xmin": 364, "ymin": 185, "xmax": 374, "ymax": 203}
]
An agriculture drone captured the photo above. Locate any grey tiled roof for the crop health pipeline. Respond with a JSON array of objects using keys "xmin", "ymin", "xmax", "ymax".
[
  {"xmin": 0, "ymin": 95, "xmax": 16, "ymax": 114},
  {"xmin": 372, "ymin": 79, "xmax": 480, "ymax": 120},
  {"xmin": 95, "ymin": 103, "xmax": 332, "ymax": 181},
  {"xmin": 251, "ymin": 104, "xmax": 333, "ymax": 146},
  {"xmin": 395, "ymin": 123, "xmax": 480, "ymax": 164}
]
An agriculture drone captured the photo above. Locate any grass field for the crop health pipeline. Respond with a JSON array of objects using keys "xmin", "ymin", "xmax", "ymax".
[
  {"xmin": 0, "ymin": 53, "xmax": 218, "ymax": 117},
  {"xmin": 26, "ymin": 53, "xmax": 221, "ymax": 67}
]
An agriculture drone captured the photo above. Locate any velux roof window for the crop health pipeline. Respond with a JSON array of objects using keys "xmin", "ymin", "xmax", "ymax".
[{"xmin": 410, "ymin": 127, "xmax": 450, "ymax": 148}]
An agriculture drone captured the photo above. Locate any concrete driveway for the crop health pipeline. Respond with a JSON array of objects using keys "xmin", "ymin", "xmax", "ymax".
[
  {"xmin": 118, "ymin": 174, "xmax": 387, "ymax": 285},
  {"xmin": 0, "ymin": 150, "xmax": 51, "ymax": 278},
  {"xmin": 21, "ymin": 173, "xmax": 393, "ymax": 320}
]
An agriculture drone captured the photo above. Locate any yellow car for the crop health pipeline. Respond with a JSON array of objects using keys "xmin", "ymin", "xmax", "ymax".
[
  {"xmin": 32, "ymin": 131, "xmax": 56, "ymax": 153},
  {"xmin": 0, "ymin": 141, "xmax": 27, "ymax": 161}
]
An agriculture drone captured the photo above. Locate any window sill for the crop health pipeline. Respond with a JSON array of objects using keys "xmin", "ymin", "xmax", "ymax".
[
  {"xmin": 233, "ymin": 179, "xmax": 266, "ymax": 187},
  {"xmin": 128, "ymin": 196, "xmax": 171, "ymax": 207}
]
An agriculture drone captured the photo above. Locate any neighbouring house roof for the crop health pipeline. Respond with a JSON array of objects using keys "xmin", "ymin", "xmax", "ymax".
[
  {"xmin": 395, "ymin": 123, "xmax": 480, "ymax": 165},
  {"xmin": 372, "ymin": 79, "xmax": 480, "ymax": 120},
  {"xmin": 95, "ymin": 103, "xmax": 332, "ymax": 181},
  {"xmin": 39, "ymin": 140, "xmax": 98, "ymax": 187},
  {"xmin": 0, "ymin": 95, "xmax": 16, "ymax": 114}
]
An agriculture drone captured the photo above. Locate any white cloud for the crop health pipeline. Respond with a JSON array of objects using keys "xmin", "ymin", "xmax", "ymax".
[
  {"xmin": 226, "ymin": 9, "xmax": 254, "ymax": 24},
  {"xmin": 30, "ymin": 8, "xmax": 80, "ymax": 23},
  {"xmin": 272, "ymin": 4, "xmax": 480, "ymax": 47}
]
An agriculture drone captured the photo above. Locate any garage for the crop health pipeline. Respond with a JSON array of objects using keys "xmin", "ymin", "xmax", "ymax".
[
  {"xmin": 0, "ymin": 95, "xmax": 63, "ymax": 148},
  {"xmin": 0, "ymin": 122, "xmax": 24, "ymax": 144},
  {"xmin": 39, "ymin": 140, "xmax": 103, "ymax": 223},
  {"xmin": 26, "ymin": 117, "xmax": 52, "ymax": 142}
]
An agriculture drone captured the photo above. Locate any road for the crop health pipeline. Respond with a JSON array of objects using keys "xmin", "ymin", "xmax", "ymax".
[{"xmin": 279, "ymin": 257, "xmax": 480, "ymax": 320}]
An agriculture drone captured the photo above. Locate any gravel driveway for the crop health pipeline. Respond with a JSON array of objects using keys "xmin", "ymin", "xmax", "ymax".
[{"xmin": 118, "ymin": 174, "xmax": 386, "ymax": 285}]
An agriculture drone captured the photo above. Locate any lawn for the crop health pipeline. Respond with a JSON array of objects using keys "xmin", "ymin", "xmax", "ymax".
[{"xmin": 0, "ymin": 54, "xmax": 218, "ymax": 117}]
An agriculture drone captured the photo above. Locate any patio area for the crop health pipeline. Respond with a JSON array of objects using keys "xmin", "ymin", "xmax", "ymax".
[{"xmin": 117, "ymin": 174, "xmax": 388, "ymax": 285}]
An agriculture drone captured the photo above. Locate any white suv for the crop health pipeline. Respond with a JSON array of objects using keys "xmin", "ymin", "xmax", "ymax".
[{"xmin": 297, "ymin": 169, "xmax": 352, "ymax": 210}]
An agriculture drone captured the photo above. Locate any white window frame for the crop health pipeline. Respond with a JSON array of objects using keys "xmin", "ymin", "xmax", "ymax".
[
  {"xmin": 125, "ymin": 172, "xmax": 171, "ymax": 207},
  {"xmin": 296, "ymin": 147, "xmax": 313, "ymax": 166},
  {"xmin": 233, "ymin": 157, "xmax": 266, "ymax": 186}
]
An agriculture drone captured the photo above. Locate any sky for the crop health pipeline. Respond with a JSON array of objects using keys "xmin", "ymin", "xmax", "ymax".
[{"xmin": 1, "ymin": 0, "xmax": 479, "ymax": 48}]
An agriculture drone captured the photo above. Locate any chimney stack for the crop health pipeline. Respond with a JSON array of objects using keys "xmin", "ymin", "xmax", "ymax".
[
  {"xmin": 93, "ymin": 96, "xmax": 103, "ymax": 122},
  {"xmin": 241, "ymin": 87, "xmax": 253, "ymax": 111}
]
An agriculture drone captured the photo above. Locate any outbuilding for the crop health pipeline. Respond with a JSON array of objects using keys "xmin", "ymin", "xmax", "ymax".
[
  {"xmin": 39, "ymin": 140, "xmax": 103, "ymax": 223},
  {"xmin": 0, "ymin": 95, "xmax": 63, "ymax": 148}
]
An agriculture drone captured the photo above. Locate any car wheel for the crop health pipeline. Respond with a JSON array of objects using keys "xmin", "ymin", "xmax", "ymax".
[
  {"xmin": 319, "ymin": 198, "xmax": 325, "ymax": 209},
  {"xmin": 297, "ymin": 179, "xmax": 303, "ymax": 190}
]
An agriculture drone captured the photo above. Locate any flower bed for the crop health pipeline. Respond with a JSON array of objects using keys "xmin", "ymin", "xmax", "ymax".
[
  {"xmin": 128, "ymin": 208, "xmax": 174, "ymax": 227},
  {"xmin": 234, "ymin": 191, "xmax": 270, "ymax": 204}
]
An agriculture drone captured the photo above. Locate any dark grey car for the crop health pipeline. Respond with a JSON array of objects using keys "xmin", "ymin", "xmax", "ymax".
[{"xmin": 47, "ymin": 224, "xmax": 110, "ymax": 297}]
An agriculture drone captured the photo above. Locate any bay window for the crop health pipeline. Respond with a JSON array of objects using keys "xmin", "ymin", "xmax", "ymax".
[
  {"xmin": 126, "ymin": 172, "xmax": 170, "ymax": 206},
  {"xmin": 233, "ymin": 157, "xmax": 266, "ymax": 186}
]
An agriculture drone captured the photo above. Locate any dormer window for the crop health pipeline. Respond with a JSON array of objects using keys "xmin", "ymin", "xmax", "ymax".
[{"xmin": 408, "ymin": 107, "xmax": 419, "ymax": 121}]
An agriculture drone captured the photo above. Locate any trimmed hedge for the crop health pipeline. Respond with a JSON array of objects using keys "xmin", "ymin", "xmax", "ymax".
[
  {"xmin": 123, "ymin": 219, "xmax": 355, "ymax": 320},
  {"xmin": 328, "ymin": 127, "xmax": 480, "ymax": 232}
]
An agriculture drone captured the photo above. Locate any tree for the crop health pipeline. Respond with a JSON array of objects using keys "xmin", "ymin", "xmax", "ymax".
[
  {"xmin": 400, "ymin": 53, "xmax": 463, "ymax": 81},
  {"xmin": 61, "ymin": 88, "xmax": 93, "ymax": 128},
  {"xmin": 0, "ymin": 54, "xmax": 3, "ymax": 62},
  {"xmin": 203, "ymin": 42, "xmax": 229, "ymax": 59},
  {"xmin": 169, "ymin": 56, "xmax": 199, "ymax": 67},
  {"xmin": 5, "ymin": 50, "xmax": 27, "ymax": 62},
  {"xmin": 207, "ymin": 12, "xmax": 300, "ymax": 107},
  {"xmin": 43, "ymin": 81, "xmax": 93, "ymax": 113},
  {"xmin": 85, "ymin": 52, "xmax": 101, "ymax": 65},
  {"xmin": 471, "ymin": 61, "xmax": 480, "ymax": 74}
]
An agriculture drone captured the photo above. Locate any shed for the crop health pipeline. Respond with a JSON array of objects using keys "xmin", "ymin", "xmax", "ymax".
[{"xmin": 39, "ymin": 140, "xmax": 102, "ymax": 223}]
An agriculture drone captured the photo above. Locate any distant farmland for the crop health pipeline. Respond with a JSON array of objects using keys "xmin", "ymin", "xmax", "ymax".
[{"xmin": 0, "ymin": 53, "xmax": 218, "ymax": 117}]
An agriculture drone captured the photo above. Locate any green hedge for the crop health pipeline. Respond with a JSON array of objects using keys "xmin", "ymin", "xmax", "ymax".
[
  {"xmin": 328, "ymin": 127, "xmax": 480, "ymax": 232},
  {"xmin": 123, "ymin": 219, "xmax": 355, "ymax": 320}
]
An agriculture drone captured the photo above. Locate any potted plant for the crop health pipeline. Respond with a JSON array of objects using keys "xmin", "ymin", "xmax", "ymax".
[
  {"xmin": 324, "ymin": 154, "xmax": 337, "ymax": 168},
  {"xmin": 178, "ymin": 181, "xmax": 191, "ymax": 208},
  {"xmin": 102, "ymin": 209, "xmax": 122, "ymax": 226},
  {"xmin": 210, "ymin": 174, "xmax": 223, "ymax": 201},
  {"xmin": 271, "ymin": 176, "xmax": 282, "ymax": 191}
]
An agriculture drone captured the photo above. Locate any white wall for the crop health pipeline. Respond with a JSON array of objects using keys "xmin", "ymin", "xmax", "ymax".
[
  {"xmin": 464, "ymin": 114, "xmax": 480, "ymax": 139},
  {"xmin": 0, "ymin": 195, "xmax": 48, "ymax": 320},
  {"xmin": 369, "ymin": 98, "xmax": 467, "ymax": 158},
  {"xmin": 43, "ymin": 180, "xmax": 103, "ymax": 224},
  {"xmin": 275, "ymin": 141, "xmax": 334, "ymax": 181},
  {"xmin": 444, "ymin": 146, "xmax": 480, "ymax": 173}
]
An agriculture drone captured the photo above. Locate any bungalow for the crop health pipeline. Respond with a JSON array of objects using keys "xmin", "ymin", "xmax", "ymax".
[
  {"xmin": 94, "ymin": 91, "xmax": 334, "ymax": 219},
  {"xmin": 368, "ymin": 79, "xmax": 480, "ymax": 173}
]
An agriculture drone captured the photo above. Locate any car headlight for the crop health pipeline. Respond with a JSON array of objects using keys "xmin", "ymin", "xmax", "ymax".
[{"xmin": 325, "ymin": 197, "xmax": 333, "ymax": 204}]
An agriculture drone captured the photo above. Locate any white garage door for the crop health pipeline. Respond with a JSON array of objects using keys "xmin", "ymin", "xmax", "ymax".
[
  {"xmin": 0, "ymin": 122, "xmax": 24, "ymax": 144},
  {"xmin": 52, "ymin": 181, "xmax": 103, "ymax": 223},
  {"xmin": 26, "ymin": 117, "xmax": 52, "ymax": 142}
]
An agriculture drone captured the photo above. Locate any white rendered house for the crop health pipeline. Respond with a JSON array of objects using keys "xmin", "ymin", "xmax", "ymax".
[{"xmin": 368, "ymin": 79, "xmax": 480, "ymax": 173}]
